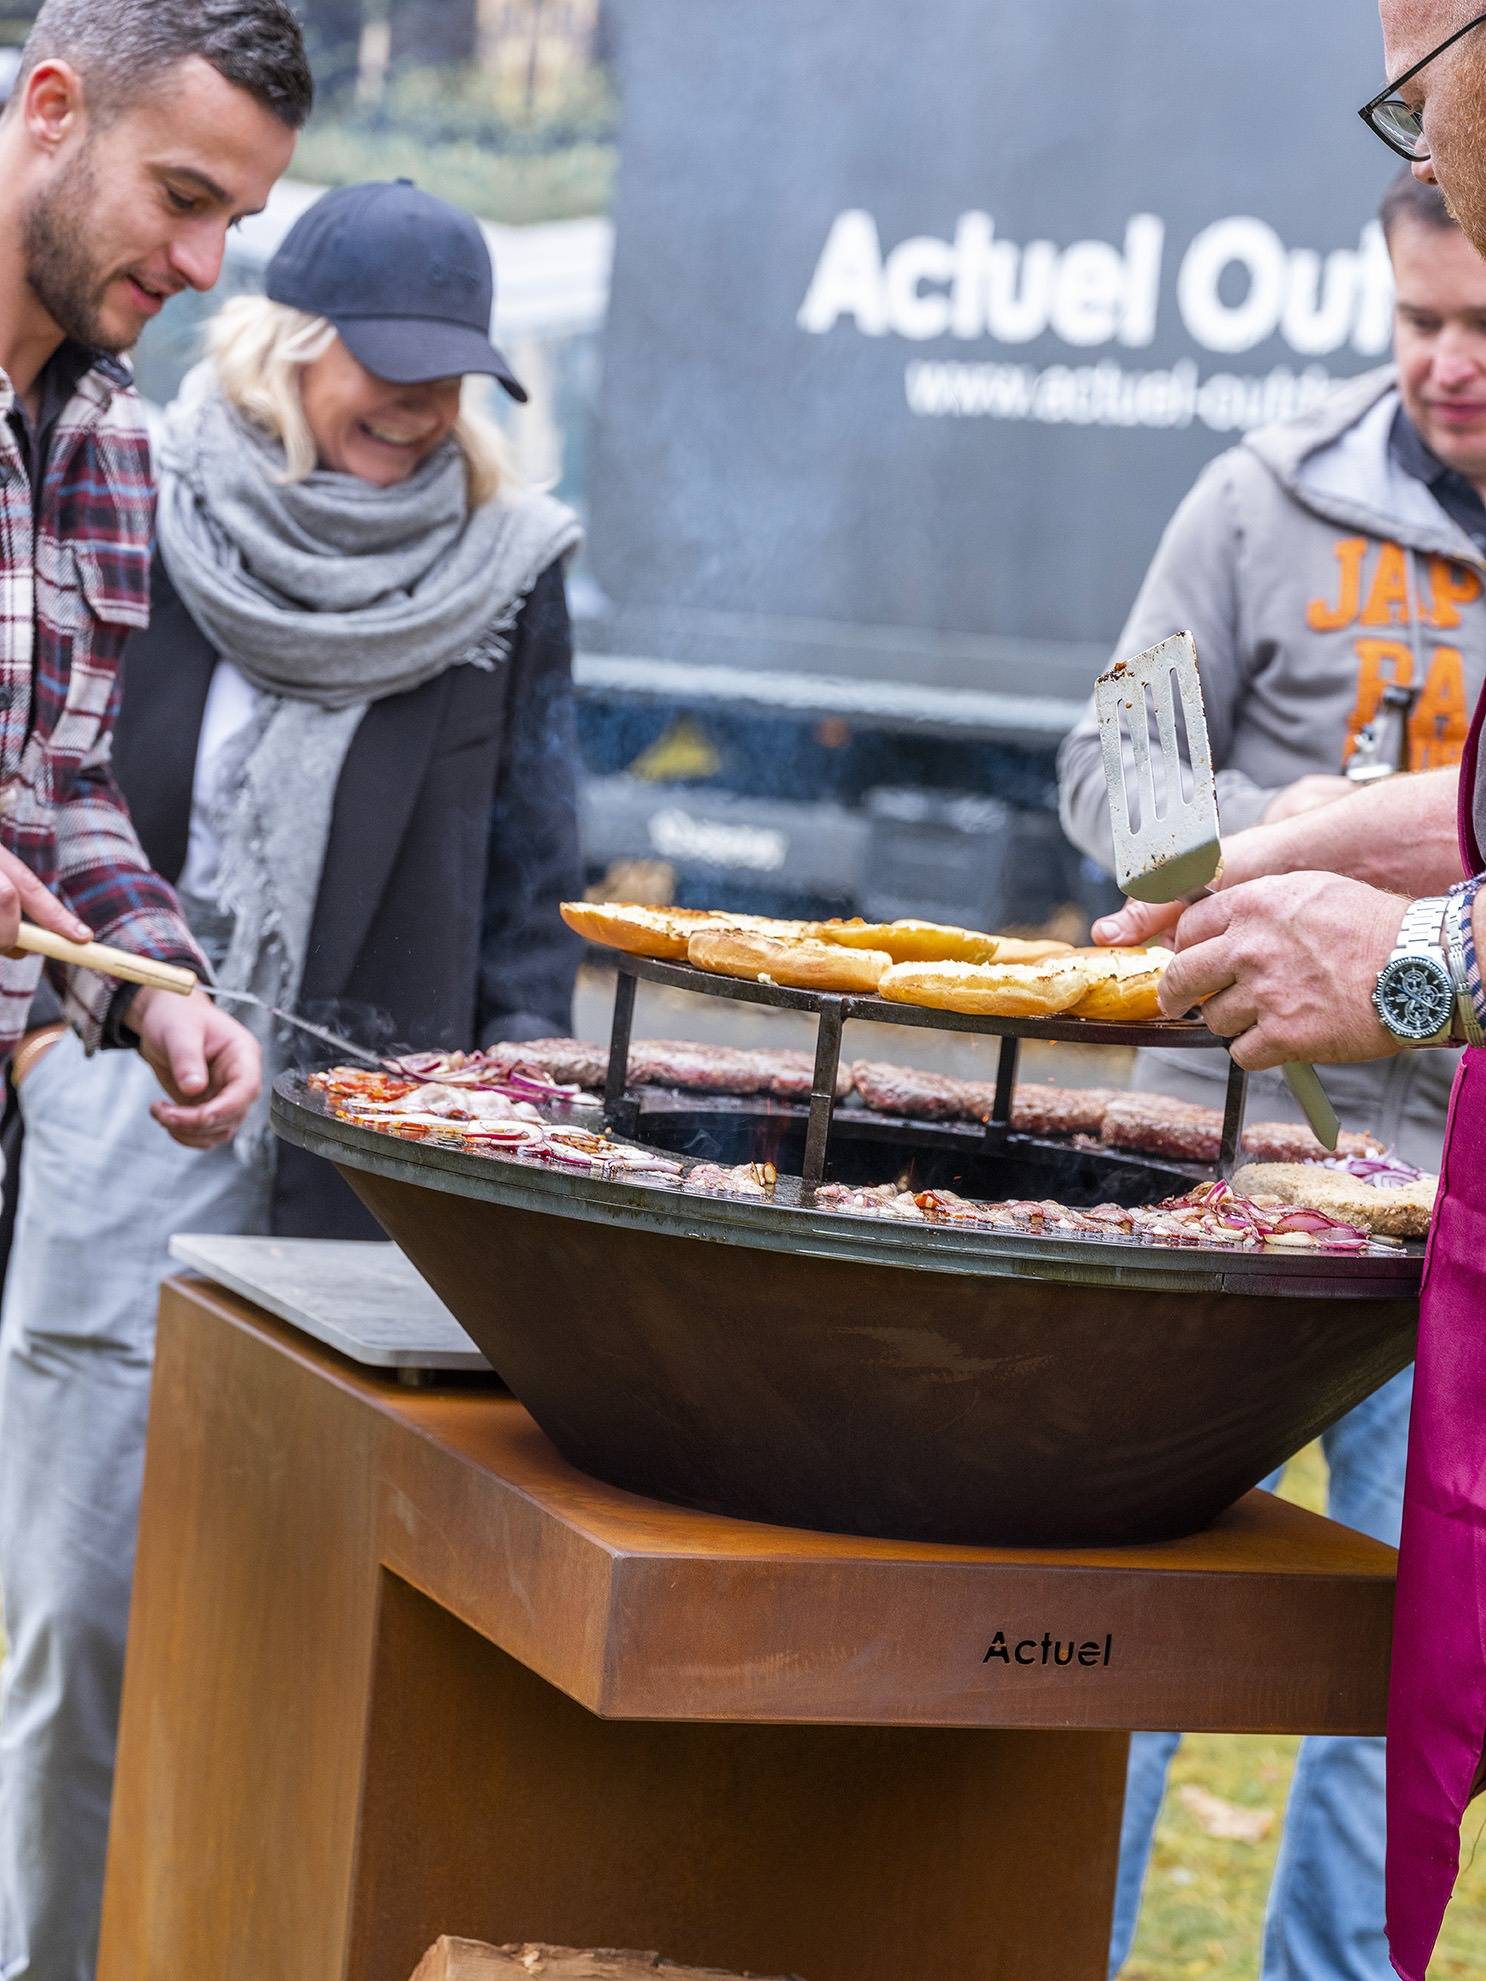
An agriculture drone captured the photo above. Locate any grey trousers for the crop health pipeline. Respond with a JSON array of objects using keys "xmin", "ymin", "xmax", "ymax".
[{"xmin": 0, "ymin": 1034, "xmax": 266, "ymax": 1981}]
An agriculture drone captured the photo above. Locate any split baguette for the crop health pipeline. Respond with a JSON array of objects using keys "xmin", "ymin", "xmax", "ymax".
[
  {"xmin": 561, "ymin": 901, "xmax": 726, "ymax": 960},
  {"xmin": 560, "ymin": 902, "xmax": 808, "ymax": 962},
  {"xmin": 878, "ymin": 955, "xmax": 1093, "ymax": 1017},
  {"xmin": 688, "ymin": 928, "xmax": 893, "ymax": 993},
  {"xmin": 807, "ymin": 918, "xmax": 1073, "ymax": 965},
  {"xmin": 1069, "ymin": 947, "xmax": 1174, "ymax": 1023},
  {"xmin": 988, "ymin": 935, "xmax": 1079, "ymax": 963}
]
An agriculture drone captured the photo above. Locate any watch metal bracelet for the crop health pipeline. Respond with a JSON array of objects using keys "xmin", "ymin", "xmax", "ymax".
[
  {"xmin": 1445, "ymin": 897, "xmax": 1484, "ymax": 1047},
  {"xmin": 1447, "ymin": 876, "xmax": 1486, "ymax": 1048},
  {"xmin": 1395, "ymin": 895, "xmax": 1450, "ymax": 958},
  {"xmin": 1375, "ymin": 895, "xmax": 1456, "ymax": 1047}
]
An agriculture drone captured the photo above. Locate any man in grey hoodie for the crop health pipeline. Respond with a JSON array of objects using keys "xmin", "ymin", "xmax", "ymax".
[{"xmin": 1059, "ymin": 168, "xmax": 1486, "ymax": 1980}]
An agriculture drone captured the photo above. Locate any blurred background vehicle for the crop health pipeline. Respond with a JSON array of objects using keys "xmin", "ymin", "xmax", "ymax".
[{"xmin": 0, "ymin": 0, "xmax": 1399, "ymax": 939}]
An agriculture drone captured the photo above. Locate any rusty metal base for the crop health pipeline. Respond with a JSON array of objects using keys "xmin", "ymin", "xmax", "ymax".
[
  {"xmin": 333, "ymin": 1162, "xmax": 1415, "ymax": 1545},
  {"xmin": 272, "ymin": 1075, "xmax": 1419, "ymax": 1547}
]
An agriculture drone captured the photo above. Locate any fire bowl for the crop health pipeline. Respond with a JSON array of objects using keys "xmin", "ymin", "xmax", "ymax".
[{"xmin": 272, "ymin": 1075, "xmax": 1420, "ymax": 1547}]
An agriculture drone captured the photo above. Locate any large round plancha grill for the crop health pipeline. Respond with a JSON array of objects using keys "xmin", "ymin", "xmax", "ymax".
[{"xmin": 271, "ymin": 954, "xmax": 1421, "ymax": 1548}]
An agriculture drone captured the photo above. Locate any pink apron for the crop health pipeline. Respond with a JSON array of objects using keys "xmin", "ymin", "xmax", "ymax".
[{"xmin": 1386, "ymin": 686, "xmax": 1486, "ymax": 1978}]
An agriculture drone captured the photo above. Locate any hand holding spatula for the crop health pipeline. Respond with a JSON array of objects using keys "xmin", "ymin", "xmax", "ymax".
[{"xmin": 1094, "ymin": 630, "xmax": 1339, "ymax": 1151}]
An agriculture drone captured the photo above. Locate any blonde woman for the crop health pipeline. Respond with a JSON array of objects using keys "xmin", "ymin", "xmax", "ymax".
[{"xmin": 0, "ymin": 181, "xmax": 584, "ymax": 1977}]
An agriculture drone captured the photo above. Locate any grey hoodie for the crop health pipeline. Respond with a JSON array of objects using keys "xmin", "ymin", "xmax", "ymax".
[{"xmin": 1057, "ymin": 366, "xmax": 1486, "ymax": 1168}]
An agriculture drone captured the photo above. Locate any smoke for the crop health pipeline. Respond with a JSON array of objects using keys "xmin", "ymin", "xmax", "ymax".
[{"xmin": 287, "ymin": 997, "xmax": 429, "ymax": 1068}]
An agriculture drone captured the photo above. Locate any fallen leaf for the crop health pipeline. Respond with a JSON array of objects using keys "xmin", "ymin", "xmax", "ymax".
[{"xmin": 1176, "ymin": 1783, "xmax": 1276, "ymax": 1844}]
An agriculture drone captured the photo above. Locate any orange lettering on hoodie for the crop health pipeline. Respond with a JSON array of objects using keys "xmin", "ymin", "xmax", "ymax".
[
  {"xmin": 1343, "ymin": 639, "xmax": 1413, "ymax": 763},
  {"xmin": 1412, "ymin": 646, "xmax": 1469, "ymax": 767},
  {"xmin": 1359, "ymin": 543, "xmax": 1413, "ymax": 627},
  {"xmin": 1307, "ymin": 538, "xmax": 1368, "ymax": 631},
  {"xmin": 1423, "ymin": 556, "xmax": 1483, "ymax": 631},
  {"xmin": 1343, "ymin": 642, "xmax": 1470, "ymax": 770}
]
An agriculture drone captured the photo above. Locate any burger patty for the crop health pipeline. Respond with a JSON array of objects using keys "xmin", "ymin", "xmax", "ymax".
[
  {"xmin": 486, "ymin": 1037, "xmax": 853, "ymax": 1099},
  {"xmin": 850, "ymin": 1063, "xmax": 1130, "ymax": 1139},
  {"xmin": 848, "ymin": 1060, "xmax": 994, "ymax": 1122},
  {"xmin": 1100, "ymin": 1094, "xmax": 1383, "ymax": 1164},
  {"xmin": 489, "ymin": 1040, "xmax": 1382, "ymax": 1162},
  {"xmin": 1012, "ymin": 1085, "xmax": 1128, "ymax": 1138},
  {"xmin": 1099, "ymin": 1092, "xmax": 1224, "ymax": 1162}
]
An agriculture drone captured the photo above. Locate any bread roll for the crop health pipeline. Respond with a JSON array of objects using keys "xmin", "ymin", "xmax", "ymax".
[
  {"xmin": 878, "ymin": 956, "xmax": 1092, "ymax": 1017},
  {"xmin": 985, "ymin": 936, "xmax": 1077, "ymax": 962},
  {"xmin": 809, "ymin": 919, "xmax": 1076, "ymax": 965},
  {"xmin": 560, "ymin": 903, "xmax": 809, "ymax": 962},
  {"xmin": 804, "ymin": 918, "xmax": 997, "ymax": 964},
  {"xmin": 688, "ymin": 928, "xmax": 893, "ymax": 993},
  {"xmin": 1069, "ymin": 947, "xmax": 1174, "ymax": 1022},
  {"xmin": 721, "ymin": 914, "xmax": 812, "ymax": 939},
  {"xmin": 560, "ymin": 901, "xmax": 728, "ymax": 960}
]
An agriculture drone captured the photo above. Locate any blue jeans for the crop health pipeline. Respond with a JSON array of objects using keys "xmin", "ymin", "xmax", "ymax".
[
  {"xmin": 1108, "ymin": 1367, "xmax": 1413, "ymax": 1981},
  {"xmin": 0, "ymin": 1037, "xmax": 268, "ymax": 1981}
]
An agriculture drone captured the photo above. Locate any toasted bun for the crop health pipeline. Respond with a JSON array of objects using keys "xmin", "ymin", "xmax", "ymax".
[
  {"xmin": 560, "ymin": 902, "xmax": 810, "ymax": 962},
  {"xmin": 1069, "ymin": 947, "xmax": 1174, "ymax": 1023},
  {"xmin": 722, "ymin": 914, "xmax": 812, "ymax": 939},
  {"xmin": 806, "ymin": 918, "xmax": 1001, "ymax": 964},
  {"xmin": 729, "ymin": 915, "xmax": 808, "ymax": 938},
  {"xmin": 688, "ymin": 929, "xmax": 893, "ymax": 992},
  {"xmin": 1231, "ymin": 1161, "xmax": 1437, "ymax": 1239},
  {"xmin": 984, "ymin": 936, "xmax": 1076, "ymax": 963},
  {"xmin": 807, "ymin": 919, "xmax": 1074, "ymax": 965},
  {"xmin": 878, "ymin": 956, "xmax": 1093, "ymax": 1017},
  {"xmin": 560, "ymin": 901, "xmax": 728, "ymax": 960}
]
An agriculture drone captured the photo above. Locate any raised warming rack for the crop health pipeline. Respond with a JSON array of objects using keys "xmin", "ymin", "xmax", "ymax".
[{"xmin": 603, "ymin": 952, "xmax": 1250, "ymax": 1188}]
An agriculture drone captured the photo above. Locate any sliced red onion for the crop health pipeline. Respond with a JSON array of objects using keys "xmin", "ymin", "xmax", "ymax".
[
  {"xmin": 1317, "ymin": 1153, "xmax": 1423, "ymax": 1189},
  {"xmin": 534, "ymin": 1143, "xmax": 607, "ymax": 1169},
  {"xmin": 1273, "ymin": 1207, "xmax": 1358, "ymax": 1234},
  {"xmin": 502, "ymin": 1069, "xmax": 583, "ymax": 1099}
]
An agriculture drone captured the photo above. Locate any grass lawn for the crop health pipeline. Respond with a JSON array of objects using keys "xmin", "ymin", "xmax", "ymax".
[{"xmin": 1125, "ymin": 1443, "xmax": 1486, "ymax": 1978}]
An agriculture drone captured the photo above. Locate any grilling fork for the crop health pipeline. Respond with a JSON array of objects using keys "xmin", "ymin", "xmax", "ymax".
[
  {"xmin": 1094, "ymin": 631, "xmax": 1339, "ymax": 1151},
  {"xmin": 8, "ymin": 924, "xmax": 384, "ymax": 1068}
]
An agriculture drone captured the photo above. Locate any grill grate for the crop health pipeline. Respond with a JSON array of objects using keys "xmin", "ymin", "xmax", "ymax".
[{"xmin": 601, "ymin": 953, "xmax": 1250, "ymax": 1188}]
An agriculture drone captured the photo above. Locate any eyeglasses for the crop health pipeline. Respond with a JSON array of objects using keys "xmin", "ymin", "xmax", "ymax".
[{"xmin": 1360, "ymin": 11, "xmax": 1486, "ymax": 160}]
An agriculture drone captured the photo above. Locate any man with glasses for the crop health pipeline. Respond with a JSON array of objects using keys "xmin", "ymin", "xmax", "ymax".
[
  {"xmin": 1064, "ymin": 163, "xmax": 1486, "ymax": 1981},
  {"xmin": 1364, "ymin": 8, "xmax": 1486, "ymax": 257},
  {"xmin": 1099, "ymin": 8, "xmax": 1486, "ymax": 1973}
]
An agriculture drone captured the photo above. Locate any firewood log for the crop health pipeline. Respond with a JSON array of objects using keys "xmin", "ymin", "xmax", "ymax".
[{"xmin": 409, "ymin": 1940, "xmax": 805, "ymax": 1981}]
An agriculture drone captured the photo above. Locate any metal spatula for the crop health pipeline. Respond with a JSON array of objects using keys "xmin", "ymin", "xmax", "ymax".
[{"xmin": 1094, "ymin": 630, "xmax": 1339, "ymax": 1151}]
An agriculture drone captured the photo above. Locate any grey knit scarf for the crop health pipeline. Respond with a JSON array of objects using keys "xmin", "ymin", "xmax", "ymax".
[{"xmin": 154, "ymin": 364, "xmax": 582, "ymax": 1168}]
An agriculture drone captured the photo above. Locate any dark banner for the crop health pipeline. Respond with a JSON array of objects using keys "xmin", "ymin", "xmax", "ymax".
[{"xmin": 587, "ymin": 0, "xmax": 1397, "ymax": 705}]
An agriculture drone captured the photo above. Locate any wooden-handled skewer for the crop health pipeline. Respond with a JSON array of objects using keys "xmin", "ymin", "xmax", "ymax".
[{"xmin": 9, "ymin": 924, "xmax": 199, "ymax": 996}]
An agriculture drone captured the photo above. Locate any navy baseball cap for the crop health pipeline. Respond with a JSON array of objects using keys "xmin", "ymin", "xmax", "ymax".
[{"xmin": 266, "ymin": 180, "xmax": 528, "ymax": 402}]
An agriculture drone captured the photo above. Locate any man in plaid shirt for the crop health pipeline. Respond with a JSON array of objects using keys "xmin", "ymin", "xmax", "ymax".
[{"xmin": 0, "ymin": 0, "xmax": 313, "ymax": 1152}]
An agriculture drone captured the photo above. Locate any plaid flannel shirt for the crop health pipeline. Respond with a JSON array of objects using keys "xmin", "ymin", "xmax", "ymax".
[{"xmin": 0, "ymin": 352, "xmax": 203, "ymax": 1058}]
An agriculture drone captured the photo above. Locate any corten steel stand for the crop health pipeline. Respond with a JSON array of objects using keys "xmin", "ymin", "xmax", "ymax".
[{"xmin": 99, "ymin": 1280, "xmax": 1396, "ymax": 1981}]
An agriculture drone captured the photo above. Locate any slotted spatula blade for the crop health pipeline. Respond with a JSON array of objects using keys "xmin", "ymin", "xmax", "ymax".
[
  {"xmin": 1094, "ymin": 631, "xmax": 1221, "ymax": 903},
  {"xmin": 1094, "ymin": 630, "xmax": 1339, "ymax": 1152}
]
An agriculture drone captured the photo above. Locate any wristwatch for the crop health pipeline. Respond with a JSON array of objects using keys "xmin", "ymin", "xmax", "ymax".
[
  {"xmin": 1445, "ymin": 884, "xmax": 1486, "ymax": 1049},
  {"xmin": 1373, "ymin": 897, "xmax": 1458, "ymax": 1046}
]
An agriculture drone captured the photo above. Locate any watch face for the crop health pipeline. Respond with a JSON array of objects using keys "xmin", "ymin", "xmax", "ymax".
[{"xmin": 1374, "ymin": 955, "xmax": 1455, "ymax": 1041}]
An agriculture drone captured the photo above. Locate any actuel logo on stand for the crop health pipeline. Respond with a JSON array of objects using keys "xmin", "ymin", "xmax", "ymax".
[{"xmin": 797, "ymin": 209, "xmax": 1394, "ymax": 435}]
